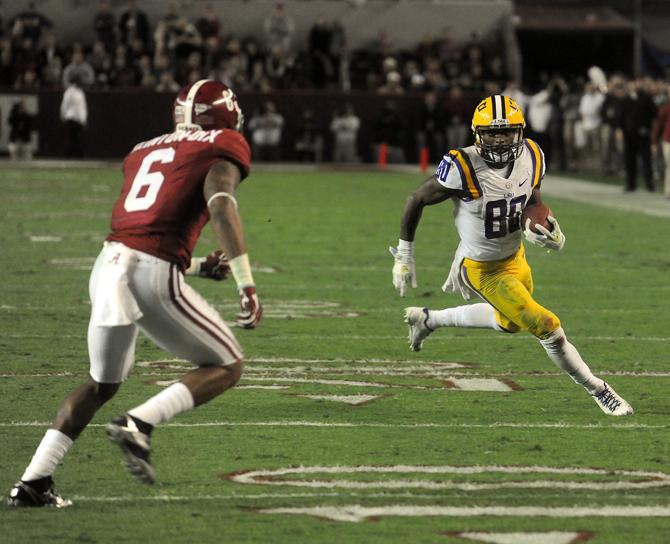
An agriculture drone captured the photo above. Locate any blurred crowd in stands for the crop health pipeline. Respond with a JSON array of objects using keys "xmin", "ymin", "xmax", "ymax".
[
  {"xmin": 2, "ymin": 0, "xmax": 670, "ymax": 197},
  {"xmin": 0, "ymin": 1, "xmax": 506, "ymax": 94},
  {"xmin": 501, "ymin": 74, "xmax": 670, "ymax": 196}
]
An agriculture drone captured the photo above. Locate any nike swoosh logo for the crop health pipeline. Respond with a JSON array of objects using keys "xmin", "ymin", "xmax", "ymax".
[{"xmin": 518, "ymin": 178, "xmax": 528, "ymax": 187}]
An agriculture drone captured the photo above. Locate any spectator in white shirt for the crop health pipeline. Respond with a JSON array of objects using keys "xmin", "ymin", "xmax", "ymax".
[
  {"xmin": 330, "ymin": 103, "xmax": 360, "ymax": 162},
  {"xmin": 579, "ymin": 81, "xmax": 605, "ymax": 171},
  {"xmin": 60, "ymin": 76, "xmax": 88, "ymax": 157},
  {"xmin": 527, "ymin": 88, "xmax": 553, "ymax": 160},
  {"xmin": 502, "ymin": 80, "xmax": 529, "ymax": 114},
  {"xmin": 62, "ymin": 50, "xmax": 95, "ymax": 87},
  {"xmin": 247, "ymin": 101, "xmax": 284, "ymax": 161}
]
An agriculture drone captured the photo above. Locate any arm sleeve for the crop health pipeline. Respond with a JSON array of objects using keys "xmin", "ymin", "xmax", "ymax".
[
  {"xmin": 434, "ymin": 151, "xmax": 475, "ymax": 200},
  {"xmin": 213, "ymin": 129, "xmax": 252, "ymax": 180},
  {"xmin": 434, "ymin": 153, "xmax": 460, "ymax": 190}
]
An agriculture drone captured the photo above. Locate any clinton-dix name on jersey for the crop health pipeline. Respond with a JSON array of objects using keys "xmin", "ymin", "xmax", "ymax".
[{"xmin": 107, "ymin": 129, "xmax": 251, "ymax": 271}]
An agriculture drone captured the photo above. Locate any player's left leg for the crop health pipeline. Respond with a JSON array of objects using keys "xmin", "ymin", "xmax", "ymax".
[
  {"xmin": 485, "ymin": 249, "xmax": 632, "ymax": 415},
  {"xmin": 405, "ymin": 303, "xmax": 501, "ymax": 352},
  {"xmin": 106, "ymin": 262, "xmax": 244, "ymax": 484},
  {"xmin": 405, "ymin": 250, "xmax": 528, "ymax": 351}
]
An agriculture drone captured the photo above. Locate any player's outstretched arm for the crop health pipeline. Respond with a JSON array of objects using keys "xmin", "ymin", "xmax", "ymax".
[
  {"xmin": 203, "ymin": 160, "xmax": 262, "ymax": 328},
  {"xmin": 390, "ymin": 176, "xmax": 455, "ymax": 296}
]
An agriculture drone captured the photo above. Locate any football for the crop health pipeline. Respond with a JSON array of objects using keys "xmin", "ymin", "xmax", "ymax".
[{"xmin": 521, "ymin": 203, "xmax": 553, "ymax": 233}]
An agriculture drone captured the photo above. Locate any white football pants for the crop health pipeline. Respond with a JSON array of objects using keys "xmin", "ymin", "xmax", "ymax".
[{"xmin": 87, "ymin": 242, "xmax": 242, "ymax": 383}]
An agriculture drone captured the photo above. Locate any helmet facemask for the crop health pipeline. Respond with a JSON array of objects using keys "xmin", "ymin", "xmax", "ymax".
[{"xmin": 474, "ymin": 124, "xmax": 524, "ymax": 168}]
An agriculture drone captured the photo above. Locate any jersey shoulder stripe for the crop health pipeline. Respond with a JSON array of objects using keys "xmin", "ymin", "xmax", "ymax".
[
  {"xmin": 524, "ymin": 138, "xmax": 545, "ymax": 189},
  {"xmin": 451, "ymin": 149, "xmax": 482, "ymax": 200}
]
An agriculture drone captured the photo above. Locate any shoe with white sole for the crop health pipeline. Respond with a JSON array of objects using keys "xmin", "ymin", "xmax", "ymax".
[
  {"xmin": 106, "ymin": 414, "xmax": 156, "ymax": 484},
  {"xmin": 404, "ymin": 307, "xmax": 434, "ymax": 352},
  {"xmin": 7, "ymin": 477, "xmax": 72, "ymax": 508},
  {"xmin": 592, "ymin": 383, "xmax": 634, "ymax": 416}
]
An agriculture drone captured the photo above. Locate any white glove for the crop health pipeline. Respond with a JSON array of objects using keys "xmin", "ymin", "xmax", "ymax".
[
  {"xmin": 523, "ymin": 216, "xmax": 565, "ymax": 251},
  {"xmin": 389, "ymin": 241, "xmax": 417, "ymax": 297}
]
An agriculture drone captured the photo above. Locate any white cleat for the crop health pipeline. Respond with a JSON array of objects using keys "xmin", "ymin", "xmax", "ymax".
[
  {"xmin": 592, "ymin": 383, "xmax": 634, "ymax": 416},
  {"xmin": 404, "ymin": 307, "xmax": 434, "ymax": 352}
]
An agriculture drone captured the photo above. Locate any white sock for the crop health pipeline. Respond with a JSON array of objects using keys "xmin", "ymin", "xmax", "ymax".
[
  {"xmin": 428, "ymin": 303, "xmax": 498, "ymax": 330},
  {"xmin": 21, "ymin": 429, "xmax": 73, "ymax": 482},
  {"xmin": 128, "ymin": 382, "xmax": 195, "ymax": 426},
  {"xmin": 539, "ymin": 327, "xmax": 605, "ymax": 394}
]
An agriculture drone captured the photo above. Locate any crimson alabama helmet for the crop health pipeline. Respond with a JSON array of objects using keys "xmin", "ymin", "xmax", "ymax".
[{"xmin": 173, "ymin": 79, "xmax": 244, "ymax": 132}]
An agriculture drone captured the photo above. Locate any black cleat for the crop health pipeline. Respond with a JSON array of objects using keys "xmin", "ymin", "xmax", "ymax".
[
  {"xmin": 7, "ymin": 477, "xmax": 72, "ymax": 508},
  {"xmin": 106, "ymin": 414, "xmax": 156, "ymax": 485}
]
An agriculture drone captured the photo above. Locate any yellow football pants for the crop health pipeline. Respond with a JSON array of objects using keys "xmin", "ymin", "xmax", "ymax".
[{"xmin": 460, "ymin": 245, "xmax": 560, "ymax": 338}]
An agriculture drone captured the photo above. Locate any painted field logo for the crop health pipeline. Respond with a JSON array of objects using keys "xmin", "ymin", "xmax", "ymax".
[
  {"xmin": 230, "ymin": 464, "xmax": 670, "ymax": 491},
  {"xmin": 232, "ymin": 465, "xmax": 670, "ymax": 523}
]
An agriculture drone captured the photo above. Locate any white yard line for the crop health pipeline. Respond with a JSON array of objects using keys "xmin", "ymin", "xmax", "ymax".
[
  {"xmin": 1, "ymin": 421, "xmax": 666, "ymax": 429},
  {"xmin": 259, "ymin": 504, "xmax": 670, "ymax": 522},
  {"xmin": 4, "ymin": 368, "xmax": 670, "ymax": 379},
  {"xmin": 5, "ymin": 333, "xmax": 670, "ymax": 342}
]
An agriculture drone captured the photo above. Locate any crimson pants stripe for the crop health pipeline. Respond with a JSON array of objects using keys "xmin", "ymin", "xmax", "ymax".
[
  {"xmin": 168, "ymin": 265, "xmax": 241, "ymax": 360},
  {"xmin": 174, "ymin": 267, "xmax": 242, "ymax": 356}
]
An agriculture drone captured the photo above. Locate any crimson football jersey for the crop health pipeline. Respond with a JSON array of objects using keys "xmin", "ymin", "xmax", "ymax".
[{"xmin": 107, "ymin": 128, "xmax": 251, "ymax": 270}]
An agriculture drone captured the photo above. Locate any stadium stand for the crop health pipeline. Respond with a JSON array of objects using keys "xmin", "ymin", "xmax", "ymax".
[{"xmin": 0, "ymin": 0, "xmax": 668, "ymax": 185}]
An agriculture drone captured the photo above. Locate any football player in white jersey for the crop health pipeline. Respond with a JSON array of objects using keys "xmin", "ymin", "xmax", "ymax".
[{"xmin": 390, "ymin": 95, "xmax": 633, "ymax": 416}]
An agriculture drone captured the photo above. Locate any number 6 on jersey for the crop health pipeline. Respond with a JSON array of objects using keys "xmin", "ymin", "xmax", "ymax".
[{"xmin": 124, "ymin": 148, "xmax": 176, "ymax": 212}]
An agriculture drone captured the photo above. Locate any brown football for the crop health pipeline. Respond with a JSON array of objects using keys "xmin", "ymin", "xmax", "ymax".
[{"xmin": 521, "ymin": 203, "xmax": 553, "ymax": 234}]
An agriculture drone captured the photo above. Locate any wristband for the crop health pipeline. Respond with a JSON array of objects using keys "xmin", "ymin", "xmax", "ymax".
[
  {"xmin": 229, "ymin": 253, "xmax": 255, "ymax": 289},
  {"xmin": 397, "ymin": 239, "xmax": 414, "ymax": 260},
  {"xmin": 185, "ymin": 257, "xmax": 204, "ymax": 276}
]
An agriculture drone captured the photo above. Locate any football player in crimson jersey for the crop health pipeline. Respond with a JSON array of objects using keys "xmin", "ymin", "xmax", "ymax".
[
  {"xmin": 9, "ymin": 80, "xmax": 262, "ymax": 508},
  {"xmin": 390, "ymin": 95, "xmax": 633, "ymax": 417}
]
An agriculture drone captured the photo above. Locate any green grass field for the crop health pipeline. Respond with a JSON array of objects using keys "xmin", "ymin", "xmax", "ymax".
[{"xmin": 1, "ymin": 166, "xmax": 669, "ymax": 543}]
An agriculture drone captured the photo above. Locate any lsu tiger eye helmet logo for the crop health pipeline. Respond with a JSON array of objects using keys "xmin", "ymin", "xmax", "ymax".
[{"xmin": 471, "ymin": 95, "xmax": 525, "ymax": 168}]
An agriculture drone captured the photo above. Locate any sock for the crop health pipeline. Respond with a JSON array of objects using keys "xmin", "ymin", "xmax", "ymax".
[
  {"xmin": 428, "ymin": 303, "xmax": 498, "ymax": 330},
  {"xmin": 539, "ymin": 327, "xmax": 605, "ymax": 394},
  {"xmin": 21, "ymin": 429, "xmax": 74, "ymax": 482},
  {"xmin": 128, "ymin": 382, "xmax": 195, "ymax": 427}
]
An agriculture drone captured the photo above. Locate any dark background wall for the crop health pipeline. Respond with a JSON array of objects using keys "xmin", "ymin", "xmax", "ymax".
[{"xmin": 30, "ymin": 90, "xmax": 478, "ymax": 161}]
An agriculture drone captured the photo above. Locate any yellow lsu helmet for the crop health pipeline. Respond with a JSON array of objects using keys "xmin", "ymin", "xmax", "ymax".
[{"xmin": 471, "ymin": 95, "xmax": 525, "ymax": 167}]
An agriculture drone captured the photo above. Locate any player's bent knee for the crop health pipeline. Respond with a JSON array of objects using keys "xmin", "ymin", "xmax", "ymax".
[
  {"xmin": 494, "ymin": 322, "xmax": 521, "ymax": 334},
  {"xmin": 209, "ymin": 360, "xmax": 243, "ymax": 390},
  {"xmin": 227, "ymin": 360, "xmax": 244, "ymax": 386},
  {"xmin": 528, "ymin": 313, "xmax": 561, "ymax": 339},
  {"xmin": 88, "ymin": 378, "xmax": 121, "ymax": 404},
  {"xmin": 538, "ymin": 327, "xmax": 566, "ymax": 351}
]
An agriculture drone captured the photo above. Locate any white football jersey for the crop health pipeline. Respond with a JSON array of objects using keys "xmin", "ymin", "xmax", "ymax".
[{"xmin": 435, "ymin": 139, "xmax": 546, "ymax": 261}]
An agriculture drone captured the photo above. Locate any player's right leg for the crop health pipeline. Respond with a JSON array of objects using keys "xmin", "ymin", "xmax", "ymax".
[
  {"xmin": 107, "ymin": 260, "xmax": 244, "ymax": 484},
  {"xmin": 8, "ymin": 321, "xmax": 137, "ymax": 507}
]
